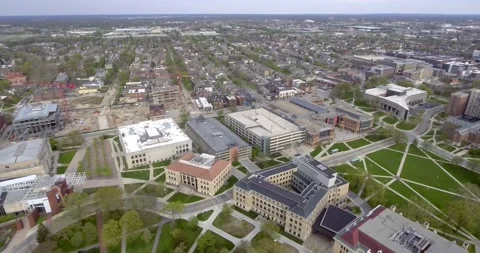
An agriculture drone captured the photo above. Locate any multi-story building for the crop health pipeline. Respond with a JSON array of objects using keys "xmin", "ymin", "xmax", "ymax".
[
  {"xmin": 185, "ymin": 117, "xmax": 251, "ymax": 161},
  {"xmin": 277, "ymin": 87, "xmax": 297, "ymax": 99},
  {"xmin": 150, "ymin": 85, "xmax": 180, "ymax": 109},
  {"xmin": 149, "ymin": 104, "xmax": 166, "ymax": 120},
  {"xmin": 165, "ymin": 153, "xmax": 231, "ymax": 196},
  {"xmin": 334, "ymin": 105, "xmax": 374, "ymax": 134},
  {"xmin": 118, "ymin": 119, "xmax": 192, "ymax": 169},
  {"xmin": 364, "ymin": 83, "xmax": 428, "ymax": 119},
  {"xmin": 0, "ymin": 138, "xmax": 53, "ymax": 180},
  {"xmin": 447, "ymin": 91, "xmax": 470, "ymax": 116},
  {"xmin": 366, "ymin": 65, "xmax": 395, "ymax": 78},
  {"xmin": 333, "ymin": 205, "xmax": 466, "ymax": 253},
  {"xmin": 444, "ymin": 117, "xmax": 480, "ymax": 146},
  {"xmin": 13, "ymin": 103, "xmax": 63, "ymax": 140},
  {"xmin": 464, "ymin": 89, "xmax": 480, "ymax": 119},
  {"xmin": 233, "ymin": 155, "xmax": 349, "ymax": 241},
  {"xmin": 224, "ymin": 108, "xmax": 305, "ymax": 156}
]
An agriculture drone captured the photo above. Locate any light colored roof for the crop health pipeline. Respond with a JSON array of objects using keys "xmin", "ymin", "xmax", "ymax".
[
  {"xmin": 227, "ymin": 108, "xmax": 302, "ymax": 137},
  {"xmin": 0, "ymin": 139, "xmax": 44, "ymax": 165},
  {"xmin": 118, "ymin": 118, "xmax": 191, "ymax": 154},
  {"xmin": 14, "ymin": 103, "xmax": 58, "ymax": 121},
  {"xmin": 365, "ymin": 83, "xmax": 427, "ymax": 110},
  {"xmin": 167, "ymin": 153, "xmax": 230, "ymax": 181}
]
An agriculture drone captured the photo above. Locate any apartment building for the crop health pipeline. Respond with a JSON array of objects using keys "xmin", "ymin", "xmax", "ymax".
[
  {"xmin": 185, "ymin": 117, "xmax": 251, "ymax": 161},
  {"xmin": 150, "ymin": 85, "xmax": 180, "ymax": 109},
  {"xmin": 447, "ymin": 91, "xmax": 470, "ymax": 116},
  {"xmin": 233, "ymin": 155, "xmax": 349, "ymax": 241},
  {"xmin": 224, "ymin": 108, "xmax": 305, "ymax": 156},
  {"xmin": 13, "ymin": 102, "xmax": 64, "ymax": 140},
  {"xmin": 118, "ymin": 119, "xmax": 192, "ymax": 169},
  {"xmin": 334, "ymin": 206, "xmax": 466, "ymax": 253},
  {"xmin": 464, "ymin": 89, "xmax": 480, "ymax": 119},
  {"xmin": 165, "ymin": 153, "xmax": 231, "ymax": 196},
  {"xmin": 364, "ymin": 83, "xmax": 428, "ymax": 119},
  {"xmin": 0, "ymin": 138, "xmax": 53, "ymax": 180}
]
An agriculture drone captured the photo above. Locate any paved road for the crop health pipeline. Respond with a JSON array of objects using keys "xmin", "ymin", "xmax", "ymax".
[
  {"xmin": 319, "ymin": 139, "xmax": 395, "ymax": 166},
  {"xmin": 239, "ymin": 159, "xmax": 261, "ymax": 173}
]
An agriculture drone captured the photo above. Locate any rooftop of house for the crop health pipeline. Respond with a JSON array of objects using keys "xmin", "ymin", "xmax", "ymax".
[
  {"xmin": 167, "ymin": 152, "xmax": 230, "ymax": 181},
  {"xmin": 118, "ymin": 118, "xmax": 191, "ymax": 154},
  {"xmin": 186, "ymin": 117, "xmax": 250, "ymax": 153}
]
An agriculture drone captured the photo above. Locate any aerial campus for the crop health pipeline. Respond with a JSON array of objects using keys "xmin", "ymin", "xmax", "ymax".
[{"xmin": 0, "ymin": 11, "xmax": 480, "ymax": 253}]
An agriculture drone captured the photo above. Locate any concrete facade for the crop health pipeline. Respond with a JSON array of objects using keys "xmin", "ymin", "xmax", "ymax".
[
  {"xmin": 465, "ymin": 89, "xmax": 480, "ymax": 119},
  {"xmin": 13, "ymin": 103, "xmax": 63, "ymax": 140},
  {"xmin": 150, "ymin": 85, "xmax": 180, "ymax": 109},
  {"xmin": 447, "ymin": 91, "xmax": 470, "ymax": 117}
]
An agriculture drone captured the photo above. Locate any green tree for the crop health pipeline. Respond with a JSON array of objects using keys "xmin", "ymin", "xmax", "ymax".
[
  {"xmin": 102, "ymin": 219, "xmax": 122, "ymax": 247},
  {"xmin": 173, "ymin": 242, "xmax": 186, "ymax": 253},
  {"xmin": 162, "ymin": 201, "xmax": 185, "ymax": 222},
  {"xmin": 180, "ymin": 109, "xmax": 191, "ymax": 124},
  {"xmin": 261, "ymin": 220, "xmax": 280, "ymax": 239},
  {"xmin": 330, "ymin": 82, "xmax": 352, "ymax": 99},
  {"xmin": 195, "ymin": 232, "xmax": 218, "ymax": 253},
  {"xmin": 82, "ymin": 222, "xmax": 98, "ymax": 244},
  {"xmin": 94, "ymin": 187, "xmax": 123, "ymax": 212},
  {"xmin": 119, "ymin": 210, "xmax": 144, "ymax": 237},
  {"xmin": 172, "ymin": 228, "xmax": 186, "ymax": 245},
  {"xmin": 63, "ymin": 192, "xmax": 89, "ymax": 220},
  {"xmin": 37, "ymin": 223, "xmax": 50, "ymax": 243},
  {"xmin": 389, "ymin": 127, "xmax": 408, "ymax": 144},
  {"xmin": 70, "ymin": 231, "xmax": 84, "ymax": 247},
  {"xmin": 365, "ymin": 76, "xmax": 389, "ymax": 89},
  {"xmin": 0, "ymin": 79, "xmax": 11, "ymax": 92},
  {"xmin": 418, "ymin": 84, "xmax": 433, "ymax": 98},
  {"xmin": 118, "ymin": 71, "xmax": 130, "ymax": 86},
  {"xmin": 188, "ymin": 216, "xmax": 198, "ymax": 228},
  {"xmin": 141, "ymin": 229, "xmax": 153, "ymax": 243}
]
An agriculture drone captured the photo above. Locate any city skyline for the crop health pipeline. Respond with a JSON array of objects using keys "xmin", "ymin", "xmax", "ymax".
[{"xmin": 1, "ymin": 0, "xmax": 480, "ymax": 16}]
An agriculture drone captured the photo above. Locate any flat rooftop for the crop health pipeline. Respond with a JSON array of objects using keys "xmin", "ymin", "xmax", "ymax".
[
  {"xmin": 118, "ymin": 118, "xmax": 191, "ymax": 154},
  {"xmin": 186, "ymin": 117, "xmax": 249, "ymax": 153},
  {"xmin": 227, "ymin": 108, "xmax": 302, "ymax": 137},
  {"xmin": 0, "ymin": 138, "xmax": 44, "ymax": 165},
  {"xmin": 14, "ymin": 103, "xmax": 58, "ymax": 122},
  {"xmin": 168, "ymin": 152, "xmax": 230, "ymax": 181},
  {"xmin": 365, "ymin": 83, "xmax": 427, "ymax": 110},
  {"xmin": 270, "ymin": 100, "xmax": 314, "ymax": 118}
]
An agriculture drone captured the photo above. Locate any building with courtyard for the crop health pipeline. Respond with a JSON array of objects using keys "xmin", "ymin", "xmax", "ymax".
[
  {"xmin": 233, "ymin": 154, "xmax": 349, "ymax": 241},
  {"xmin": 118, "ymin": 118, "xmax": 192, "ymax": 169},
  {"xmin": 185, "ymin": 116, "xmax": 251, "ymax": 161},
  {"xmin": 165, "ymin": 153, "xmax": 231, "ymax": 196},
  {"xmin": 333, "ymin": 205, "xmax": 466, "ymax": 253},
  {"xmin": 224, "ymin": 108, "xmax": 305, "ymax": 156},
  {"xmin": 364, "ymin": 84, "xmax": 427, "ymax": 119},
  {"xmin": 0, "ymin": 138, "xmax": 53, "ymax": 180}
]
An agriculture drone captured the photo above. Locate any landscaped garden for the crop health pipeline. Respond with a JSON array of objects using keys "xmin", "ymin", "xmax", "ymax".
[
  {"xmin": 213, "ymin": 205, "xmax": 254, "ymax": 238},
  {"xmin": 157, "ymin": 219, "xmax": 202, "ymax": 253},
  {"xmin": 383, "ymin": 115, "xmax": 399, "ymax": 125},
  {"xmin": 215, "ymin": 176, "xmax": 238, "ymax": 195},
  {"xmin": 255, "ymin": 159, "xmax": 281, "ymax": 169},
  {"xmin": 77, "ymin": 137, "xmax": 115, "ymax": 179}
]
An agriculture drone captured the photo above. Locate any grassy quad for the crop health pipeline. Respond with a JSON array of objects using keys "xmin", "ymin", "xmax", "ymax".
[
  {"xmin": 157, "ymin": 220, "xmax": 202, "ymax": 253},
  {"xmin": 364, "ymin": 158, "xmax": 394, "ymax": 176},
  {"xmin": 213, "ymin": 214, "xmax": 255, "ymax": 238},
  {"xmin": 346, "ymin": 138, "xmax": 371, "ymax": 149},
  {"xmin": 193, "ymin": 231, "xmax": 235, "ymax": 253},
  {"xmin": 366, "ymin": 149, "xmax": 403, "ymax": 175},
  {"xmin": 167, "ymin": 192, "xmax": 204, "ymax": 203},
  {"xmin": 407, "ymin": 145, "xmax": 427, "ymax": 157},
  {"xmin": 396, "ymin": 121, "xmax": 417, "ymax": 131},
  {"xmin": 197, "ymin": 210, "xmax": 214, "ymax": 221},
  {"xmin": 121, "ymin": 170, "xmax": 150, "ymax": 181},
  {"xmin": 328, "ymin": 143, "xmax": 351, "ymax": 153},
  {"xmin": 383, "ymin": 116, "xmax": 399, "ymax": 125},
  {"xmin": 58, "ymin": 150, "xmax": 77, "ymax": 164}
]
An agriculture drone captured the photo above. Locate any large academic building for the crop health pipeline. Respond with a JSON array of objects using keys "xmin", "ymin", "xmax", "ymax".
[{"xmin": 233, "ymin": 155, "xmax": 349, "ymax": 241}]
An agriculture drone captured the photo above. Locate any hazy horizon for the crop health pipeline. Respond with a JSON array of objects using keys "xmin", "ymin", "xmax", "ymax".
[{"xmin": 1, "ymin": 0, "xmax": 480, "ymax": 16}]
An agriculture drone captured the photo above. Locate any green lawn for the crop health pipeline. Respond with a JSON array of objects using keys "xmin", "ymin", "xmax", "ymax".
[
  {"xmin": 437, "ymin": 162, "xmax": 480, "ymax": 187},
  {"xmin": 277, "ymin": 157, "xmax": 291, "ymax": 162},
  {"xmin": 123, "ymin": 227, "xmax": 157, "ymax": 253},
  {"xmin": 194, "ymin": 231, "xmax": 235, "ymax": 252},
  {"xmin": 57, "ymin": 166, "xmax": 68, "ymax": 174},
  {"xmin": 237, "ymin": 166, "xmax": 248, "ymax": 174},
  {"xmin": 153, "ymin": 168, "xmax": 164, "ymax": 177},
  {"xmin": 279, "ymin": 229, "xmax": 304, "ymax": 245},
  {"xmin": 157, "ymin": 219, "xmax": 202, "ymax": 253},
  {"xmin": 407, "ymin": 182, "xmax": 457, "ymax": 212},
  {"xmin": 137, "ymin": 184, "xmax": 174, "ymax": 198},
  {"xmin": 121, "ymin": 170, "xmax": 150, "ymax": 181},
  {"xmin": 374, "ymin": 177, "xmax": 394, "ymax": 185},
  {"xmin": 310, "ymin": 145, "xmax": 323, "ymax": 157},
  {"xmin": 58, "ymin": 150, "xmax": 77, "ymax": 164},
  {"xmin": 401, "ymin": 155, "xmax": 461, "ymax": 192},
  {"xmin": 396, "ymin": 121, "xmax": 417, "ymax": 130},
  {"xmin": 0, "ymin": 214, "xmax": 17, "ymax": 224},
  {"xmin": 438, "ymin": 143, "xmax": 456, "ymax": 152},
  {"xmin": 255, "ymin": 159, "xmax": 281, "ymax": 169},
  {"xmin": 153, "ymin": 160, "xmax": 171, "ymax": 167},
  {"xmin": 389, "ymin": 143, "xmax": 408, "ymax": 152},
  {"xmin": 233, "ymin": 205, "xmax": 258, "ymax": 219},
  {"xmin": 383, "ymin": 116, "xmax": 399, "ymax": 125},
  {"xmin": 125, "ymin": 183, "xmax": 144, "ymax": 193},
  {"xmin": 155, "ymin": 174, "xmax": 166, "ymax": 182},
  {"xmin": 346, "ymin": 138, "xmax": 371, "ymax": 149},
  {"xmin": 365, "ymin": 158, "xmax": 394, "ymax": 176},
  {"xmin": 422, "ymin": 149, "xmax": 449, "ymax": 162},
  {"xmin": 167, "ymin": 192, "xmax": 204, "ymax": 203},
  {"xmin": 213, "ymin": 214, "xmax": 255, "ymax": 238},
  {"xmin": 132, "ymin": 164, "xmax": 150, "ymax": 170},
  {"xmin": 83, "ymin": 186, "xmax": 118, "ymax": 195},
  {"xmin": 215, "ymin": 176, "xmax": 238, "ymax": 195},
  {"xmin": 332, "ymin": 164, "xmax": 360, "ymax": 174},
  {"xmin": 408, "ymin": 145, "xmax": 427, "ymax": 157},
  {"xmin": 367, "ymin": 149, "xmax": 404, "ymax": 175},
  {"xmin": 328, "ymin": 143, "xmax": 351, "ymax": 153},
  {"xmin": 197, "ymin": 210, "xmax": 214, "ymax": 221}
]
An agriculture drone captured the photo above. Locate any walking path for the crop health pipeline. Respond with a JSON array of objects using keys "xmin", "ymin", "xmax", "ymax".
[
  {"xmin": 396, "ymin": 143, "xmax": 410, "ymax": 177},
  {"xmin": 65, "ymin": 138, "xmax": 91, "ymax": 174},
  {"xmin": 239, "ymin": 159, "xmax": 261, "ymax": 173},
  {"xmin": 151, "ymin": 219, "xmax": 171, "ymax": 253}
]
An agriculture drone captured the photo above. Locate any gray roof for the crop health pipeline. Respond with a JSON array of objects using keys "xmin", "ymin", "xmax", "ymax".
[
  {"xmin": 0, "ymin": 138, "xmax": 45, "ymax": 165},
  {"xmin": 1, "ymin": 189, "xmax": 28, "ymax": 205},
  {"xmin": 290, "ymin": 97, "xmax": 329, "ymax": 114},
  {"xmin": 14, "ymin": 103, "xmax": 58, "ymax": 122},
  {"xmin": 186, "ymin": 117, "xmax": 250, "ymax": 153},
  {"xmin": 335, "ymin": 105, "xmax": 373, "ymax": 121},
  {"xmin": 54, "ymin": 73, "xmax": 69, "ymax": 83}
]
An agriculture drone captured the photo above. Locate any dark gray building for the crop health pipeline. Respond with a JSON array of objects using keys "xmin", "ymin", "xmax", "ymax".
[
  {"xmin": 185, "ymin": 116, "xmax": 251, "ymax": 161},
  {"xmin": 13, "ymin": 103, "xmax": 63, "ymax": 140}
]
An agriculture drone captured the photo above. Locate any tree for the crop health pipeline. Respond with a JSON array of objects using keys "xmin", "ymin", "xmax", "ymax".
[
  {"xmin": 467, "ymin": 159, "xmax": 480, "ymax": 171},
  {"xmin": 418, "ymin": 84, "xmax": 433, "ymax": 98},
  {"xmin": 119, "ymin": 210, "xmax": 144, "ymax": 237},
  {"xmin": 141, "ymin": 229, "xmax": 153, "ymax": 243},
  {"xmin": 0, "ymin": 79, "xmax": 11, "ymax": 92},
  {"xmin": 162, "ymin": 201, "xmax": 185, "ymax": 222},
  {"xmin": 172, "ymin": 228, "xmax": 186, "ymax": 245},
  {"xmin": 196, "ymin": 232, "xmax": 218, "ymax": 253},
  {"xmin": 180, "ymin": 109, "xmax": 191, "ymax": 124},
  {"xmin": 33, "ymin": 239, "xmax": 57, "ymax": 253},
  {"xmin": 446, "ymin": 199, "xmax": 476, "ymax": 232},
  {"xmin": 63, "ymin": 192, "xmax": 89, "ymax": 220},
  {"xmin": 365, "ymin": 76, "xmax": 389, "ymax": 89},
  {"xmin": 217, "ymin": 204, "xmax": 233, "ymax": 225},
  {"xmin": 102, "ymin": 219, "xmax": 122, "ymax": 247},
  {"xmin": 397, "ymin": 80, "xmax": 413, "ymax": 87},
  {"xmin": 330, "ymin": 82, "xmax": 352, "ymax": 99},
  {"xmin": 37, "ymin": 223, "xmax": 50, "ymax": 243},
  {"xmin": 82, "ymin": 222, "xmax": 98, "ymax": 244},
  {"xmin": 261, "ymin": 220, "xmax": 280, "ymax": 239},
  {"xmin": 174, "ymin": 242, "xmax": 187, "ymax": 253},
  {"xmin": 188, "ymin": 216, "xmax": 198, "ymax": 228},
  {"xmin": 150, "ymin": 61, "xmax": 156, "ymax": 69},
  {"xmin": 451, "ymin": 156, "xmax": 463, "ymax": 166},
  {"xmin": 389, "ymin": 127, "xmax": 408, "ymax": 144},
  {"xmin": 70, "ymin": 231, "xmax": 84, "ymax": 247},
  {"xmin": 94, "ymin": 187, "xmax": 123, "ymax": 212}
]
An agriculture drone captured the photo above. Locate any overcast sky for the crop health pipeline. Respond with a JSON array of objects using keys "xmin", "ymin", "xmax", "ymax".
[{"xmin": 1, "ymin": 0, "xmax": 480, "ymax": 16}]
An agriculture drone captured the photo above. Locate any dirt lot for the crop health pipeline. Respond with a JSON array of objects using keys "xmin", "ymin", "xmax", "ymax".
[
  {"xmin": 107, "ymin": 107, "xmax": 149, "ymax": 128},
  {"xmin": 58, "ymin": 109, "xmax": 101, "ymax": 135},
  {"xmin": 68, "ymin": 95, "xmax": 104, "ymax": 109}
]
